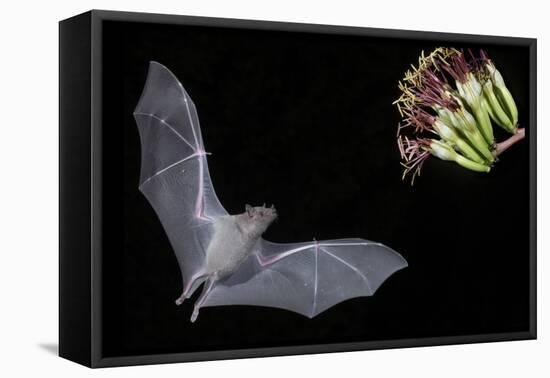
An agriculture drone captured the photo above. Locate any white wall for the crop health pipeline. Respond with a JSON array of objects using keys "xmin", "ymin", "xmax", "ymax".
[{"xmin": 0, "ymin": 0, "xmax": 547, "ymax": 376}]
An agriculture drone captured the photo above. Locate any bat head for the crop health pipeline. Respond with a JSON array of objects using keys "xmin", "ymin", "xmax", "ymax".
[{"xmin": 240, "ymin": 204, "xmax": 278, "ymax": 238}]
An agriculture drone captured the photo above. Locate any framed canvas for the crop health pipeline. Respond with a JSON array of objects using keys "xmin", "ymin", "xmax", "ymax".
[{"xmin": 59, "ymin": 10, "xmax": 537, "ymax": 368}]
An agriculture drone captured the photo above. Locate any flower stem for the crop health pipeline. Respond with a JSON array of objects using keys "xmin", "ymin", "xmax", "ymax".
[{"xmin": 493, "ymin": 128, "xmax": 525, "ymax": 156}]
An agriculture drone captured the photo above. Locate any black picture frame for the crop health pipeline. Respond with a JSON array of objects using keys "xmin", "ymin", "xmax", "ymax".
[{"xmin": 59, "ymin": 9, "xmax": 537, "ymax": 368}]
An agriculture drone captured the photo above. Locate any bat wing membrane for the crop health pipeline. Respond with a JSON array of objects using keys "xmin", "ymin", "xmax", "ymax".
[
  {"xmin": 133, "ymin": 62, "xmax": 228, "ymax": 290},
  {"xmin": 203, "ymin": 238, "xmax": 407, "ymax": 317}
]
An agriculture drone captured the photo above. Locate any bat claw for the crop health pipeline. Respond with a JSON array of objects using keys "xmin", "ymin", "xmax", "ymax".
[{"xmin": 175, "ymin": 294, "xmax": 187, "ymax": 306}]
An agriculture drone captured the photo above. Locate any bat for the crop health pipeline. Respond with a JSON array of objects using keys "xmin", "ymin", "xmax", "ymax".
[{"xmin": 133, "ymin": 62, "xmax": 408, "ymax": 322}]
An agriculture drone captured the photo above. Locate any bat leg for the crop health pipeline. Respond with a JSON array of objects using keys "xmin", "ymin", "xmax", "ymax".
[
  {"xmin": 175, "ymin": 274, "xmax": 208, "ymax": 305},
  {"xmin": 190, "ymin": 276, "xmax": 217, "ymax": 322}
]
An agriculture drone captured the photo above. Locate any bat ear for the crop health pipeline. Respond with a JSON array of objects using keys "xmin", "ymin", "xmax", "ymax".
[{"xmin": 245, "ymin": 204, "xmax": 254, "ymax": 216}]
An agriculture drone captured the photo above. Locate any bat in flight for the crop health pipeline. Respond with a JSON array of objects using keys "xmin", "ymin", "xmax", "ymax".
[{"xmin": 133, "ymin": 62, "xmax": 407, "ymax": 322}]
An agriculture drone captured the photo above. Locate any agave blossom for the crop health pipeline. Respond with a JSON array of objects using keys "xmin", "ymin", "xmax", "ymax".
[
  {"xmin": 394, "ymin": 47, "xmax": 525, "ymax": 184},
  {"xmin": 398, "ymin": 136, "xmax": 490, "ymax": 184}
]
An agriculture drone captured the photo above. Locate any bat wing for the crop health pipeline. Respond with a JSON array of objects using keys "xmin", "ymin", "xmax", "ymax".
[
  {"xmin": 133, "ymin": 61, "xmax": 228, "ymax": 290},
  {"xmin": 202, "ymin": 238, "xmax": 407, "ymax": 318}
]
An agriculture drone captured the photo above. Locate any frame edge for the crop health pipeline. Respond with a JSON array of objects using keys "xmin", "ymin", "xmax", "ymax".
[{"xmin": 59, "ymin": 11, "xmax": 93, "ymax": 368}]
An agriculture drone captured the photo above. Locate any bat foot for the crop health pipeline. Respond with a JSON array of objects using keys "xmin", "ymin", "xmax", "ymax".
[
  {"xmin": 190, "ymin": 309, "xmax": 199, "ymax": 322},
  {"xmin": 175, "ymin": 291, "xmax": 193, "ymax": 305},
  {"xmin": 175, "ymin": 296, "xmax": 186, "ymax": 306}
]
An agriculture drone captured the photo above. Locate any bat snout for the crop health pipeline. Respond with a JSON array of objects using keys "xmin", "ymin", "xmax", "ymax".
[{"xmin": 266, "ymin": 204, "xmax": 277, "ymax": 217}]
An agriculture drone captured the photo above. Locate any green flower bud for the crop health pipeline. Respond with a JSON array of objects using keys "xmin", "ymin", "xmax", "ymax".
[
  {"xmin": 429, "ymin": 140, "xmax": 490, "ymax": 173},
  {"xmin": 482, "ymin": 80, "xmax": 515, "ymax": 132},
  {"xmin": 448, "ymin": 108, "xmax": 495, "ymax": 163},
  {"xmin": 432, "ymin": 119, "xmax": 485, "ymax": 163},
  {"xmin": 486, "ymin": 63, "xmax": 519, "ymax": 128},
  {"xmin": 429, "ymin": 139, "xmax": 456, "ymax": 161}
]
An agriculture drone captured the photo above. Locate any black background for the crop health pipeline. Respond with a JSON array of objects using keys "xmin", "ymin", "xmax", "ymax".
[{"xmin": 101, "ymin": 20, "xmax": 531, "ymax": 357}]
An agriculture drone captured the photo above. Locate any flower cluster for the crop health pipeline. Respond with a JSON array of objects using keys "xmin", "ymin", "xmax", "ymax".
[{"xmin": 394, "ymin": 47, "xmax": 522, "ymax": 184}]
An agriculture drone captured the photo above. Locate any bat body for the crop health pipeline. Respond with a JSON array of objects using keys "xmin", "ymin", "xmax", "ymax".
[
  {"xmin": 204, "ymin": 206, "xmax": 277, "ymax": 277},
  {"xmin": 134, "ymin": 62, "xmax": 407, "ymax": 322}
]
